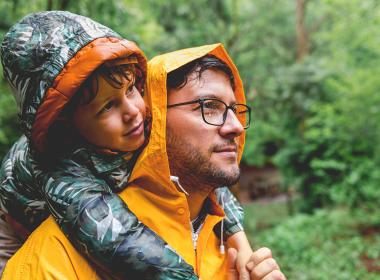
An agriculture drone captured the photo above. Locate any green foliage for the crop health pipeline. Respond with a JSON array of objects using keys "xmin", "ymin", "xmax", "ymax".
[
  {"xmin": 297, "ymin": 75, "xmax": 380, "ymax": 210},
  {"xmin": 245, "ymin": 203, "xmax": 380, "ymax": 280},
  {"xmin": 242, "ymin": 0, "xmax": 380, "ymax": 211},
  {"xmin": 0, "ymin": 69, "xmax": 20, "ymax": 158}
]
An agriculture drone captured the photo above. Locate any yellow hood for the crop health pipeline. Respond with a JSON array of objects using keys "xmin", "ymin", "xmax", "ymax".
[
  {"xmin": 128, "ymin": 43, "xmax": 246, "ymax": 194},
  {"xmin": 119, "ymin": 44, "xmax": 246, "ymax": 278}
]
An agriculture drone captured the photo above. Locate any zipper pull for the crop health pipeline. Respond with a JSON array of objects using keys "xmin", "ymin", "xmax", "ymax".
[{"xmin": 192, "ymin": 233, "xmax": 198, "ymax": 248}]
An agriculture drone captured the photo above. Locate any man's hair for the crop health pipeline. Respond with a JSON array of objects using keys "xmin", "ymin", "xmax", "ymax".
[{"xmin": 166, "ymin": 54, "xmax": 235, "ymax": 91}]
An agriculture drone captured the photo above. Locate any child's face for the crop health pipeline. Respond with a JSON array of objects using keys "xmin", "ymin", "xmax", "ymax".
[{"xmin": 72, "ymin": 72, "xmax": 146, "ymax": 152}]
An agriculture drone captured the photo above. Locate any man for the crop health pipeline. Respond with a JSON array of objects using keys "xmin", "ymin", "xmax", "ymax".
[
  {"xmin": 165, "ymin": 48, "xmax": 284, "ymax": 280},
  {"xmin": 2, "ymin": 44, "xmax": 285, "ymax": 279}
]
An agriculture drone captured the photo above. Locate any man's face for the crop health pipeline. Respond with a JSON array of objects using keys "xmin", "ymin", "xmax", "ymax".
[{"xmin": 166, "ymin": 69, "xmax": 244, "ymax": 191}]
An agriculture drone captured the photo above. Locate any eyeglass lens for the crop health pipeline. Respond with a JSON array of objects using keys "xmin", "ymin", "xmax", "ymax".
[{"xmin": 201, "ymin": 99, "xmax": 250, "ymax": 128}]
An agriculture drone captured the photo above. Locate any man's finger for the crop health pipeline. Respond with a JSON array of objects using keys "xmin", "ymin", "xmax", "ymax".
[
  {"xmin": 250, "ymin": 258, "xmax": 279, "ymax": 280},
  {"xmin": 227, "ymin": 248, "xmax": 238, "ymax": 280},
  {"xmin": 249, "ymin": 247, "xmax": 273, "ymax": 267},
  {"xmin": 246, "ymin": 261, "xmax": 254, "ymax": 271},
  {"xmin": 238, "ymin": 268, "xmax": 250, "ymax": 280},
  {"xmin": 262, "ymin": 270, "xmax": 286, "ymax": 280},
  {"xmin": 235, "ymin": 255, "xmax": 250, "ymax": 280}
]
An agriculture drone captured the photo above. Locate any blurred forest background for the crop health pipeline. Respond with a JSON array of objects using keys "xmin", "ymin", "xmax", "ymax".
[{"xmin": 0, "ymin": 0, "xmax": 379, "ymax": 279}]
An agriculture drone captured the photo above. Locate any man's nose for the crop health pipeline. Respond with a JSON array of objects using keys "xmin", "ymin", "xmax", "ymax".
[{"xmin": 219, "ymin": 110, "xmax": 244, "ymax": 138}]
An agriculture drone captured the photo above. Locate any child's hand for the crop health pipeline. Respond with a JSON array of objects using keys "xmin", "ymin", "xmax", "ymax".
[{"xmin": 226, "ymin": 231, "xmax": 253, "ymax": 279}]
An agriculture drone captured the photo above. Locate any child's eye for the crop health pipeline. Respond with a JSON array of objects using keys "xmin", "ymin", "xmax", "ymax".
[
  {"xmin": 126, "ymin": 84, "xmax": 136, "ymax": 96},
  {"xmin": 99, "ymin": 101, "xmax": 115, "ymax": 114}
]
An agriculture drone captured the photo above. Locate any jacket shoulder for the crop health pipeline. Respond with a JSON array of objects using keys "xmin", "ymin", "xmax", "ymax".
[{"xmin": 1, "ymin": 217, "xmax": 100, "ymax": 280}]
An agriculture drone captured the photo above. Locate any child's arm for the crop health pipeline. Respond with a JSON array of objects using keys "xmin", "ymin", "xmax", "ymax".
[
  {"xmin": 0, "ymin": 136, "xmax": 49, "ymax": 234},
  {"xmin": 214, "ymin": 187, "xmax": 253, "ymax": 277},
  {"xmin": 34, "ymin": 159, "xmax": 196, "ymax": 279},
  {"xmin": 227, "ymin": 231, "xmax": 253, "ymax": 279}
]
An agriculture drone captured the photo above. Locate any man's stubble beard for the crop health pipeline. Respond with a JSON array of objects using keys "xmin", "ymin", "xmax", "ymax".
[{"xmin": 166, "ymin": 127, "xmax": 240, "ymax": 193}]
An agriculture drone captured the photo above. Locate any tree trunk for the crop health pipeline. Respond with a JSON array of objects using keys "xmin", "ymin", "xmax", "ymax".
[
  {"xmin": 296, "ymin": 0, "xmax": 309, "ymax": 61},
  {"xmin": 60, "ymin": 0, "xmax": 71, "ymax": 10},
  {"xmin": 47, "ymin": 0, "xmax": 53, "ymax": 10}
]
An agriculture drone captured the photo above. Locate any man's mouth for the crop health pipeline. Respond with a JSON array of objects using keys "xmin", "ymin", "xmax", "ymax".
[
  {"xmin": 213, "ymin": 144, "xmax": 238, "ymax": 158},
  {"xmin": 214, "ymin": 145, "xmax": 237, "ymax": 153},
  {"xmin": 124, "ymin": 121, "xmax": 144, "ymax": 137}
]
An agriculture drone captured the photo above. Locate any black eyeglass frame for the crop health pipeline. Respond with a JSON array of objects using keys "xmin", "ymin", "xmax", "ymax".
[{"xmin": 167, "ymin": 98, "xmax": 251, "ymax": 129}]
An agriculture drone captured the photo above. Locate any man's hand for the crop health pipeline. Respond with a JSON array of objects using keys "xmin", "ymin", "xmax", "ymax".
[
  {"xmin": 227, "ymin": 247, "xmax": 240, "ymax": 280},
  {"xmin": 227, "ymin": 247, "xmax": 286, "ymax": 280}
]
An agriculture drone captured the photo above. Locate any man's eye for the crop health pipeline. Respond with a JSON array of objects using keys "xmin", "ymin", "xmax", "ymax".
[{"xmin": 203, "ymin": 101, "xmax": 222, "ymax": 110}]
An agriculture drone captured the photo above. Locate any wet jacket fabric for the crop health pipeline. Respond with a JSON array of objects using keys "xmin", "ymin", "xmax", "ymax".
[
  {"xmin": 0, "ymin": 12, "xmax": 244, "ymax": 279},
  {"xmin": 2, "ymin": 44, "xmax": 247, "ymax": 280},
  {"xmin": 120, "ymin": 44, "xmax": 247, "ymax": 279}
]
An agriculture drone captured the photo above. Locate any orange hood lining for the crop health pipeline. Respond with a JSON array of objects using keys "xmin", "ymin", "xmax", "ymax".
[{"xmin": 31, "ymin": 37, "xmax": 147, "ymax": 153}]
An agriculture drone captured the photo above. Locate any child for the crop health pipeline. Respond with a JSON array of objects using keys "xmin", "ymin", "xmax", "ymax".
[{"xmin": 0, "ymin": 11, "xmax": 247, "ymax": 278}]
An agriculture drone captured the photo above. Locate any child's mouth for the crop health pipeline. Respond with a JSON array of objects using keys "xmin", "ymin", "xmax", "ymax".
[{"xmin": 124, "ymin": 121, "xmax": 144, "ymax": 137}]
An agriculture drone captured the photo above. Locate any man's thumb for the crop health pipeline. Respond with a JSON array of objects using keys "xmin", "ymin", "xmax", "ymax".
[{"xmin": 227, "ymin": 248, "xmax": 238, "ymax": 280}]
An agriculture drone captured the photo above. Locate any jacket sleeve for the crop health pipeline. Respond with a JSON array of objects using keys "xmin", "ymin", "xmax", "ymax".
[
  {"xmin": 215, "ymin": 187, "xmax": 244, "ymax": 237},
  {"xmin": 0, "ymin": 136, "xmax": 48, "ymax": 234},
  {"xmin": 35, "ymin": 160, "xmax": 197, "ymax": 279}
]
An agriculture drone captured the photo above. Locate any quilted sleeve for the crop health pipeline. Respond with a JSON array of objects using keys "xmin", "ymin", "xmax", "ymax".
[
  {"xmin": 0, "ymin": 136, "xmax": 48, "ymax": 233},
  {"xmin": 215, "ymin": 187, "xmax": 244, "ymax": 237}
]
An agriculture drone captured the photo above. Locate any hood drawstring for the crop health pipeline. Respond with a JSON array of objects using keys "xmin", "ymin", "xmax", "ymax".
[{"xmin": 170, "ymin": 175, "xmax": 189, "ymax": 196}]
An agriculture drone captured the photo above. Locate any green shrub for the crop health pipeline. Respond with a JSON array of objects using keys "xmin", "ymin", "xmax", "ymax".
[{"xmin": 245, "ymin": 206, "xmax": 380, "ymax": 280}]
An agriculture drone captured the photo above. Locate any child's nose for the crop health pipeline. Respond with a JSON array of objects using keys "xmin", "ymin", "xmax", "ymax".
[{"xmin": 122, "ymin": 100, "xmax": 139, "ymax": 122}]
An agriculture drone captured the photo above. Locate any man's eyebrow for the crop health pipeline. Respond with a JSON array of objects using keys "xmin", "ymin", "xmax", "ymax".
[
  {"xmin": 197, "ymin": 93, "xmax": 237, "ymax": 104},
  {"xmin": 197, "ymin": 93, "xmax": 219, "ymax": 99}
]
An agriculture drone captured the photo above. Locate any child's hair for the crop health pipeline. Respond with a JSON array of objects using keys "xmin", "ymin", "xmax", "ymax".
[
  {"xmin": 65, "ymin": 63, "xmax": 137, "ymax": 114},
  {"xmin": 40, "ymin": 62, "xmax": 141, "ymax": 165}
]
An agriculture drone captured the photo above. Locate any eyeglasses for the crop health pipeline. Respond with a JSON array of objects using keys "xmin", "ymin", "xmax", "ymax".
[{"xmin": 167, "ymin": 98, "xmax": 251, "ymax": 129}]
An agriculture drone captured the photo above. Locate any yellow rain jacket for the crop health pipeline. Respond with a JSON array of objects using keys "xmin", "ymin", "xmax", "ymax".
[{"xmin": 2, "ymin": 43, "xmax": 246, "ymax": 280}]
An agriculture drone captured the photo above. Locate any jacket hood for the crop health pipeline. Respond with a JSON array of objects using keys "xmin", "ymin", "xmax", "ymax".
[
  {"xmin": 119, "ymin": 44, "xmax": 246, "ymax": 274},
  {"xmin": 0, "ymin": 11, "xmax": 146, "ymax": 153},
  {"xmin": 129, "ymin": 43, "xmax": 246, "ymax": 195}
]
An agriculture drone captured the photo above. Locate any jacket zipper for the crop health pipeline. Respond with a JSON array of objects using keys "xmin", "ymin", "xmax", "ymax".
[{"xmin": 191, "ymin": 223, "xmax": 204, "ymax": 276}]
